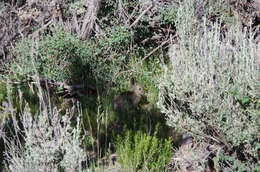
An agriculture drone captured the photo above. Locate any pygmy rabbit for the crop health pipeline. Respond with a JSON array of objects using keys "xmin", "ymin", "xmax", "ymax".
[{"xmin": 113, "ymin": 79, "xmax": 144, "ymax": 112}]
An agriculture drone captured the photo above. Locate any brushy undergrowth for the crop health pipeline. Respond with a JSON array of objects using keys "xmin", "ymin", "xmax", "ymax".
[
  {"xmin": 157, "ymin": 0, "xmax": 259, "ymax": 166},
  {"xmin": 1, "ymin": 26, "xmax": 168, "ymax": 171},
  {"xmin": 7, "ymin": 27, "xmax": 129, "ymax": 85},
  {"xmin": 1, "ymin": 0, "xmax": 259, "ymax": 171},
  {"xmin": 214, "ymin": 153, "xmax": 260, "ymax": 171},
  {"xmin": 115, "ymin": 130, "xmax": 172, "ymax": 172}
]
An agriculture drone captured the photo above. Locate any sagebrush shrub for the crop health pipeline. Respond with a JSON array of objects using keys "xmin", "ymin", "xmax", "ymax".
[
  {"xmin": 3, "ymin": 103, "xmax": 87, "ymax": 172},
  {"xmin": 157, "ymin": 0, "xmax": 259, "ymax": 159}
]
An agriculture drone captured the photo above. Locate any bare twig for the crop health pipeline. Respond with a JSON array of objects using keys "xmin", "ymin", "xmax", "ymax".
[
  {"xmin": 128, "ymin": 5, "xmax": 139, "ymax": 22},
  {"xmin": 112, "ymin": 69, "xmax": 135, "ymax": 83},
  {"xmin": 129, "ymin": 4, "xmax": 152, "ymax": 28},
  {"xmin": 118, "ymin": 0, "xmax": 129, "ymax": 25},
  {"xmin": 139, "ymin": 39, "xmax": 169, "ymax": 63},
  {"xmin": 30, "ymin": 20, "xmax": 53, "ymax": 38},
  {"xmin": 72, "ymin": 12, "xmax": 80, "ymax": 35}
]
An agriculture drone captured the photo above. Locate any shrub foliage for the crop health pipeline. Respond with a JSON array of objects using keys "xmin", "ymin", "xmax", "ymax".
[
  {"xmin": 115, "ymin": 130, "xmax": 172, "ymax": 171},
  {"xmin": 158, "ymin": 15, "xmax": 259, "ymax": 159},
  {"xmin": 3, "ymin": 104, "xmax": 86, "ymax": 171}
]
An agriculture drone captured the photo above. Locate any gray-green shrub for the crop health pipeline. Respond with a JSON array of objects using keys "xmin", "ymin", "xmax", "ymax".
[
  {"xmin": 157, "ymin": 0, "xmax": 259, "ymax": 160},
  {"xmin": 3, "ymin": 103, "xmax": 87, "ymax": 172}
]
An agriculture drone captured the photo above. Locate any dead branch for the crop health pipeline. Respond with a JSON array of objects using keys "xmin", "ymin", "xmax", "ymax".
[
  {"xmin": 129, "ymin": 4, "xmax": 152, "ymax": 28},
  {"xmin": 139, "ymin": 39, "xmax": 169, "ymax": 63},
  {"xmin": 28, "ymin": 75, "xmax": 97, "ymax": 98},
  {"xmin": 80, "ymin": 0, "xmax": 102, "ymax": 40}
]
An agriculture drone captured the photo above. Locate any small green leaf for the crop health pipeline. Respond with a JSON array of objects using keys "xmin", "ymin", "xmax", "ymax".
[{"xmin": 241, "ymin": 96, "xmax": 250, "ymax": 104}]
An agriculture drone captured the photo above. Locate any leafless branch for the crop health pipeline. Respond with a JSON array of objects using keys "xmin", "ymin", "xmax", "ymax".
[
  {"xmin": 129, "ymin": 4, "xmax": 152, "ymax": 28},
  {"xmin": 80, "ymin": 0, "xmax": 102, "ymax": 40}
]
